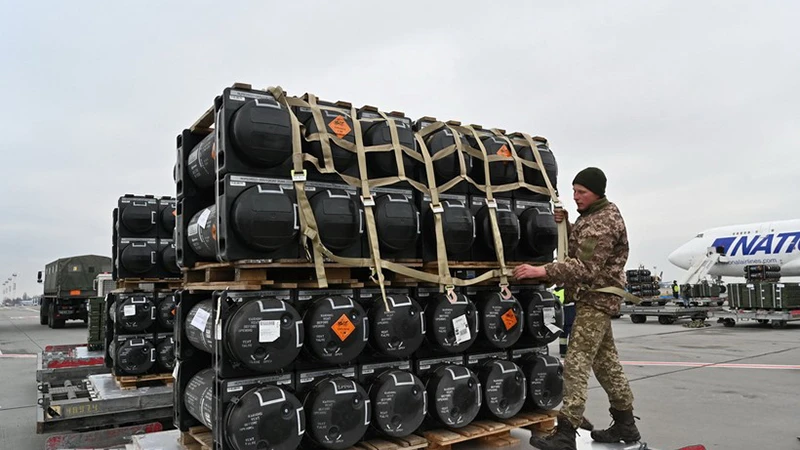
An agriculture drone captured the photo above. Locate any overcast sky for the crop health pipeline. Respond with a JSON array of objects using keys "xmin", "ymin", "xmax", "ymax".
[{"xmin": 2, "ymin": 1, "xmax": 798, "ymax": 297}]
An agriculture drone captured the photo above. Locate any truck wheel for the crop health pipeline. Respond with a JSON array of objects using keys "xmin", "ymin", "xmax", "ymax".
[
  {"xmin": 772, "ymin": 320, "xmax": 788, "ymax": 329},
  {"xmin": 49, "ymin": 304, "xmax": 65, "ymax": 329},
  {"xmin": 722, "ymin": 318, "xmax": 736, "ymax": 327},
  {"xmin": 658, "ymin": 316, "xmax": 675, "ymax": 325},
  {"xmin": 630, "ymin": 314, "xmax": 647, "ymax": 324},
  {"xmin": 40, "ymin": 302, "xmax": 49, "ymax": 325}
]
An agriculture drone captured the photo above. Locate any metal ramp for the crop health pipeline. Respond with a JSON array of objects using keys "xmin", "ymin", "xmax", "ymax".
[{"xmin": 678, "ymin": 247, "xmax": 728, "ymax": 285}]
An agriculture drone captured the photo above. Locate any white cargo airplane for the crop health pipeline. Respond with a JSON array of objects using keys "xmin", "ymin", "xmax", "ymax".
[{"xmin": 668, "ymin": 219, "xmax": 800, "ymax": 278}]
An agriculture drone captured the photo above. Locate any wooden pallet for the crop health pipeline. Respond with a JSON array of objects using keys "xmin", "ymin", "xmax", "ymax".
[
  {"xmin": 114, "ymin": 278, "xmax": 183, "ymax": 292},
  {"xmin": 183, "ymin": 261, "xmax": 366, "ymax": 291},
  {"xmin": 421, "ymin": 411, "xmax": 556, "ymax": 450},
  {"xmin": 179, "ymin": 426, "xmax": 212, "ymax": 450},
  {"xmin": 352, "ymin": 434, "xmax": 428, "ymax": 450},
  {"xmin": 114, "ymin": 373, "xmax": 174, "ymax": 390}
]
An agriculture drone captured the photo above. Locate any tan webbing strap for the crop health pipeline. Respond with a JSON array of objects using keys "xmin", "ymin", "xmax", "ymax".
[
  {"xmin": 350, "ymin": 105, "xmax": 390, "ymax": 312},
  {"xmin": 463, "ymin": 125, "xmax": 510, "ymax": 291},
  {"xmin": 592, "ymin": 287, "xmax": 642, "ymax": 305},
  {"xmin": 518, "ymin": 133, "xmax": 568, "ymax": 263},
  {"xmin": 269, "ymin": 86, "xmax": 329, "ymax": 287},
  {"xmin": 306, "ymin": 94, "xmax": 336, "ymax": 174},
  {"xmin": 414, "ymin": 133, "xmax": 453, "ymax": 289}
]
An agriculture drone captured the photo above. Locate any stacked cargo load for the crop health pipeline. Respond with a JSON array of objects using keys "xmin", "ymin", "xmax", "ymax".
[{"xmin": 172, "ymin": 82, "xmax": 564, "ymax": 449}]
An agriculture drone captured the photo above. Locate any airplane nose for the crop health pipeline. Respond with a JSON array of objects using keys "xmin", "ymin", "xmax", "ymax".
[{"xmin": 668, "ymin": 247, "xmax": 689, "ymax": 269}]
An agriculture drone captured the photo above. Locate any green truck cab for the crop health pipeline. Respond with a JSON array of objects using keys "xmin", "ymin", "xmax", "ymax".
[{"xmin": 38, "ymin": 255, "xmax": 112, "ymax": 328}]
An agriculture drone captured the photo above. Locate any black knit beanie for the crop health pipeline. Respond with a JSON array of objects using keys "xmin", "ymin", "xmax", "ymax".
[{"xmin": 572, "ymin": 167, "xmax": 606, "ymax": 197}]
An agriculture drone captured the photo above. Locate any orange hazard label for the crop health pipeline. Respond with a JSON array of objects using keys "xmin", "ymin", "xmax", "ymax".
[
  {"xmin": 211, "ymin": 224, "xmax": 217, "ymax": 241},
  {"xmin": 211, "ymin": 142, "xmax": 216, "ymax": 160},
  {"xmin": 501, "ymin": 309, "xmax": 518, "ymax": 330},
  {"xmin": 328, "ymin": 116, "xmax": 352, "ymax": 139},
  {"xmin": 496, "ymin": 144, "xmax": 512, "ymax": 158},
  {"xmin": 332, "ymin": 314, "xmax": 356, "ymax": 341},
  {"xmin": 69, "ymin": 290, "xmax": 81, "ymax": 296}
]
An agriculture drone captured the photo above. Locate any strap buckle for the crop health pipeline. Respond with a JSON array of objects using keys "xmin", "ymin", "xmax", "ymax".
[
  {"xmin": 445, "ymin": 285, "xmax": 458, "ymax": 304},
  {"xmin": 430, "ymin": 203, "xmax": 444, "ymax": 214},
  {"xmin": 290, "ymin": 169, "xmax": 307, "ymax": 182},
  {"xmin": 361, "ymin": 195, "xmax": 375, "ymax": 207},
  {"xmin": 485, "ymin": 199, "xmax": 498, "ymax": 209},
  {"xmin": 499, "ymin": 283, "xmax": 512, "ymax": 300}
]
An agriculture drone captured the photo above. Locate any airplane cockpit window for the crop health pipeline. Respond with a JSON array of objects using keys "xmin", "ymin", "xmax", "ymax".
[{"xmin": 695, "ymin": 233, "xmax": 704, "ymax": 238}]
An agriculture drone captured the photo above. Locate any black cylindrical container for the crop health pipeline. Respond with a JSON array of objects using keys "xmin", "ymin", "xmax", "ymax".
[
  {"xmin": 304, "ymin": 296, "xmax": 367, "ymax": 365},
  {"xmin": 362, "ymin": 118, "xmax": 418, "ymax": 179},
  {"xmin": 520, "ymin": 354, "xmax": 564, "ymax": 411},
  {"xmin": 119, "ymin": 244, "xmax": 155, "ymax": 275},
  {"xmin": 467, "ymin": 135, "xmax": 517, "ymax": 187},
  {"xmin": 518, "ymin": 290, "xmax": 564, "ymax": 345},
  {"xmin": 120, "ymin": 202, "xmax": 155, "ymax": 235},
  {"xmin": 187, "ymin": 132, "xmax": 216, "ymax": 188},
  {"xmin": 476, "ymin": 292, "xmax": 523, "ymax": 349},
  {"xmin": 185, "ymin": 298, "xmax": 304, "ymax": 373},
  {"xmin": 475, "ymin": 206, "xmax": 520, "ymax": 254},
  {"xmin": 517, "ymin": 142, "xmax": 557, "ymax": 191},
  {"xmin": 424, "ymin": 365, "xmax": 481, "ymax": 428},
  {"xmin": 110, "ymin": 338, "xmax": 155, "ymax": 375},
  {"xmin": 303, "ymin": 376, "xmax": 370, "ymax": 450},
  {"xmin": 161, "ymin": 203, "xmax": 176, "ymax": 236},
  {"xmin": 157, "ymin": 294, "xmax": 176, "ymax": 329},
  {"xmin": 156, "ymin": 336, "xmax": 175, "ymax": 372},
  {"xmin": 368, "ymin": 369, "xmax": 426, "ymax": 438},
  {"xmin": 230, "ymin": 99, "xmax": 293, "ymax": 168},
  {"xmin": 423, "ymin": 201, "xmax": 475, "ymax": 257},
  {"xmin": 425, "ymin": 127, "xmax": 473, "ymax": 184},
  {"xmin": 230, "ymin": 184, "xmax": 299, "ymax": 251},
  {"xmin": 425, "ymin": 293, "xmax": 478, "ymax": 353},
  {"xmin": 518, "ymin": 207, "xmax": 557, "ymax": 258},
  {"xmin": 373, "ymin": 194, "xmax": 420, "ymax": 253},
  {"xmin": 310, "ymin": 189, "xmax": 361, "ymax": 252},
  {"xmin": 187, "ymin": 206, "xmax": 217, "ymax": 259},
  {"xmin": 304, "ymin": 112, "xmax": 357, "ymax": 172},
  {"xmin": 160, "ymin": 245, "xmax": 181, "ymax": 275},
  {"xmin": 368, "ymin": 295, "xmax": 425, "ymax": 358},
  {"xmin": 477, "ymin": 359, "xmax": 526, "ymax": 419},
  {"xmin": 111, "ymin": 297, "xmax": 155, "ymax": 333},
  {"xmin": 184, "ymin": 369, "xmax": 305, "ymax": 450},
  {"xmin": 185, "ymin": 299, "xmax": 214, "ymax": 354}
]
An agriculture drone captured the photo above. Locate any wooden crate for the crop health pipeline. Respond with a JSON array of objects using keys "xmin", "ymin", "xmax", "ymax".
[{"xmin": 352, "ymin": 434, "xmax": 428, "ymax": 450}]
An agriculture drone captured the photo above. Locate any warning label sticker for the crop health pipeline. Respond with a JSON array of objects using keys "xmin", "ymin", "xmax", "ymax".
[
  {"xmin": 331, "ymin": 314, "xmax": 356, "ymax": 341},
  {"xmin": 328, "ymin": 116, "xmax": 352, "ymax": 139},
  {"xmin": 497, "ymin": 144, "xmax": 512, "ymax": 158},
  {"xmin": 501, "ymin": 309, "xmax": 518, "ymax": 330},
  {"xmin": 453, "ymin": 314, "xmax": 471, "ymax": 345}
]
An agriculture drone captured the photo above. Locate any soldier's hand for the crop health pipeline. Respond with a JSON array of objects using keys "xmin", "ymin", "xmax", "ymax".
[
  {"xmin": 554, "ymin": 208, "xmax": 568, "ymax": 223},
  {"xmin": 513, "ymin": 264, "xmax": 547, "ymax": 280}
]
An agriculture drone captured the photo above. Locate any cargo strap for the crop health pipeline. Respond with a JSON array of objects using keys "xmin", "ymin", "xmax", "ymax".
[
  {"xmin": 464, "ymin": 125, "xmax": 510, "ymax": 292},
  {"xmin": 267, "ymin": 86, "xmax": 556, "ymax": 293}
]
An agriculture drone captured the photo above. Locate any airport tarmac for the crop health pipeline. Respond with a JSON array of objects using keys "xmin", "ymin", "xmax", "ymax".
[{"xmin": 0, "ymin": 305, "xmax": 798, "ymax": 450}]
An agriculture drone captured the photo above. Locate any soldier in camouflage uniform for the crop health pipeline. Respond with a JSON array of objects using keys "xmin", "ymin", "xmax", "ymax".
[{"xmin": 514, "ymin": 167, "xmax": 640, "ymax": 450}]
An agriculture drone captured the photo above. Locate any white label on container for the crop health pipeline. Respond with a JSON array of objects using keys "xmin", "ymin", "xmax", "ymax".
[
  {"xmin": 197, "ymin": 209, "xmax": 211, "ymax": 229},
  {"xmin": 191, "ymin": 308, "xmax": 210, "ymax": 331},
  {"xmin": 453, "ymin": 314, "xmax": 471, "ymax": 344},
  {"xmin": 123, "ymin": 305, "xmax": 136, "ymax": 317},
  {"xmin": 543, "ymin": 307, "xmax": 556, "ymax": 324},
  {"xmin": 187, "ymin": 223, "xmax": 198, "ymax": 236},
  {"xmin": 259, "ymin": 320, "xmax": 281, "ymax": 343},
  {"xmin": 172, "ymin": 361, "xmax": 180, "ymax": 380},
  {"xmin": 545, "ymin": 322, "xmax": 563, "ymax": 334},
  {"xmin": 227, "ymin": 386, "xmax": 244, "ymax": 392}
]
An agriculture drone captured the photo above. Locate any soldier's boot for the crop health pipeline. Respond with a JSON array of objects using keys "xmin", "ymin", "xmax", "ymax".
[
  {"xmin": 580, "ymin": 416, "xmax": 594, "ymax": 431},
  {"xmin": 590, "ymin": 408, "xmax": 641, "ymax": 443},
  {"xmin": 529, "ymin": 415, "xmax": 577, "ymax": 450}
]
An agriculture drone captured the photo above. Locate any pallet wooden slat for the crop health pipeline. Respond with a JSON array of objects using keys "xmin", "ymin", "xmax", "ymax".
[{"xmin": 115, "ymin": 373, "xmax": 174, "ymax": 390}]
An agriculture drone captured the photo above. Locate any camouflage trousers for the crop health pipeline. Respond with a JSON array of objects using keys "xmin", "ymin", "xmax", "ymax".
[{"xmin": 560, "ymin": 302, "xmax": 634, "ymax": 427}]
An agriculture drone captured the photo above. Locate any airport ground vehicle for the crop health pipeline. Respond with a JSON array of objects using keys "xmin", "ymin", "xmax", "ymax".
[{"xmin": 38, "ymin": 255, "xmax": 112, "ymax": 328}]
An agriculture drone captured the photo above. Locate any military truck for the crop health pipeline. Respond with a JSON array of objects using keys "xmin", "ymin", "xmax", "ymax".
[{"xmin": 38, "ymin": 255, "xmax": 112, "ymax": 328}]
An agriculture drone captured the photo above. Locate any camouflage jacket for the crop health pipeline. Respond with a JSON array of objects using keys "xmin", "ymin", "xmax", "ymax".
[{"xmin": 544, "ymin": 198, "xmax": 628, "ymax": 315}]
